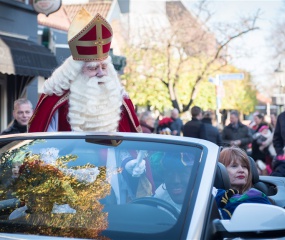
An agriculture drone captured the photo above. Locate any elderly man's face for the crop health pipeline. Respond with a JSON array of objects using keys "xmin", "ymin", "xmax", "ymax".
[{"xmin": 82, "ymin": 61, "xmax": 108, "ymax": 79}]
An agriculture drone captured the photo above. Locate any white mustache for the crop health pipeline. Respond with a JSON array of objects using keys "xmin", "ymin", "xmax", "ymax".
[
  {"xmin": 88, "ymin": 77, "xmax": 108, "ymax": 84},
  {"xmin": 87, "ymin": 76, "xmax": 116, "ymax": 90}
]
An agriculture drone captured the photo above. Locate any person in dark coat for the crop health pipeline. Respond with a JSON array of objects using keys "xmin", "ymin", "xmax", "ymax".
[
  {"xmin": 169, "ymin": 108, "xmax": 184, "ymax": 136},
  {"xmin": 221, "ymin": 110, "xmax": 252, "ymax": 151},
  {"xmin": 271, "ymin": 155, "xmax": 285, "ymax": 177},
  {"xmin": 271, "ymin": 111, "xmax": 285, "ymax": 177},
  {"xmin": 273, "ymin": 111, "xmax": 285, "ymax": 156},
  {"xmin": 183, "ymin": 106, "xmax": 207, "ymax": 140},
  {"xmin": 202, "ymin": 111, "xmax": 222, "ymax": 145},
  {"xmin": 1, "ymin": 98, "xmax": 33, "ymax": 135}
]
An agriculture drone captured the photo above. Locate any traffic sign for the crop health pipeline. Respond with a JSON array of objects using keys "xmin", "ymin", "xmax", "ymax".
[{"xmin": 218, "ymin": 73, "xmax": 244, "ymax": 81}]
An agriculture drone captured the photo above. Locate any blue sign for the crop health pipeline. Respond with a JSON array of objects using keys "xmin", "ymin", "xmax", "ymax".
[{"xmin": 218, "ymin": 73, "xmax": 244, "ymax": 81}]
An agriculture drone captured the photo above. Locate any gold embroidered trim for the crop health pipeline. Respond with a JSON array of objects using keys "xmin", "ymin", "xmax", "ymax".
[
  {"xmin": 222, "ymin": 208, "xmax": 232, "ymax": 219},
  {"xmin": 44, "ymin": 92, "xmax": 70, "ymax": 131},
  {"xmin": 122, "ymin": 99, "xmax": 141, "ymax": 133},
  {"xmin": 28, "ymin": 94, "xmax": 49, "ymax": 131}
]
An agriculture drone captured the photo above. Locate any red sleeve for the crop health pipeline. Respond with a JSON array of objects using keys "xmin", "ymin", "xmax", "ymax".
[
  {"xmin": 28, "ymin": 92, "xmax": 69, "ymax": 132},
  {"xmin": 118, "ymin": 97, "xmax": 142, "ymax": 133}
]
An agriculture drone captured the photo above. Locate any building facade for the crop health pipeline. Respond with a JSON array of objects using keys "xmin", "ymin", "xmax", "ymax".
[{"xmin": 0, "ymin": 0, "xmax": 58, "ymax": 131}]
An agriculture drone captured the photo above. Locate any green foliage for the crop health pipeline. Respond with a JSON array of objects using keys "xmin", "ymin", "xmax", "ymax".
[
  {"xmin": 121, "ymin": 46, "xmax": 257, "ymax": 114},
  {"xmin": 221, "ymin": 73, "xmax": 257, "ymax": 114},
  {"xmin": 121, "ymin": 48, "xmax": 173, "ymax": 112}
]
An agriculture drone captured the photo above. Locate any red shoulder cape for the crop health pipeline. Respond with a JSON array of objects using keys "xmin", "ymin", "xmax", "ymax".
[{"xmin": 28, "ymin": 92, "xmax": 142, "ymax": 133}]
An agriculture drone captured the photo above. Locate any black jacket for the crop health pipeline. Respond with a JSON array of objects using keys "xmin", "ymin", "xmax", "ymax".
[
  {"xmin": 1, "ymin": 120, "xmax": 27, "ymax": 135},
  {"xmin": 273, "ymin": 111, "xmax": 285, "ymax": 155},
  {"xmin": 271, "ymin": 160, "xmax": 285, "ymax": 177},
  {"xmin": 202, "ymin": 118, "xmax": 222, "ymax": 145},
  {"xmin": 251, "ymin": 123, "xmax": 269, "ymax": 162},
  {"xmin": 183, "ymin": 118, "xmax": 207, "ymax": 140},
  {"xmin": 221, "ymin": 121, "xmax": 252, "ymax": 151}
]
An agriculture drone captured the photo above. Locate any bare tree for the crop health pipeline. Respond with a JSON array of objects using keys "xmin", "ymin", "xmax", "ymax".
[
  {"xmin": 269, "ymin": 1, "xmax": 285, "ymax": 60},
  {"xmin": 121, "ymin": 0, "xmax": 260, "ymax": 114}
]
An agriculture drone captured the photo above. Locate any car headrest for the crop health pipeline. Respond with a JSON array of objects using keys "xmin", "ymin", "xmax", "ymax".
[
  {"xmin": 248, "ymin": 156, "xmax": 259, "ymax": 184},
  {"xmin": 214, "ymin": 162, "xmax": 231, "ymax": 190},
  {"xmin": 247, "ymin": 156, "xmax": 269, "ymax": 195}
]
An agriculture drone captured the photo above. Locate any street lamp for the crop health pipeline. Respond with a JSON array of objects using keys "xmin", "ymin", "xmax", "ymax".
[
  {"xmin": 275, "ymin": 62, "xmax": 285, "ymax": 93},
  {"xmin": 274, "ymin": 62, "xmax": 285, "ymax": 113}
]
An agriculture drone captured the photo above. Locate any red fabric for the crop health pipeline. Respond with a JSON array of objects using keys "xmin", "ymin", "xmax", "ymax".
[
  {"xmin": 77, "ymin": 46, "xmax": 98, "ymax": 55},
  {"xmin": 28, "ymin": 92, "xmax": 141, "ymax": 133},
  {"xmin": 79, "ymin": 25, "xmax": 97, "ymax": 41},
  {"xmin": 58, "ymin": 100, "xmax": 71, "ymax": 131},
  {"xmin": 102, "ymin": 25, "xmax": 112, "ymax": 39},
  {"xmin": 28, "ymin": 92, "xmax": 69, "ymax": 132},
  {"xmin": 103, "ymin": 42, "xmax": 111, "ymax": 54},
  {"xmin": 118, "ymin": 97, "xmax": 141, "ymax": 133},
  {"xmin": 158, "ymin": 117, "xmax": 173, "ymax": 126}
]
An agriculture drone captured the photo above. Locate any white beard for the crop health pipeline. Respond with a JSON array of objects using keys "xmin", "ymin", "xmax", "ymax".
[{"xmin": 68, "ymin": 73, "xmax": 123, "ymax": 132}]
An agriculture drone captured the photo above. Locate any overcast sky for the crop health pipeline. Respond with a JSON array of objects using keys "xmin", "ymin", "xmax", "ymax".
[{"xmin": 182, "ymin": 0, "xmax": 284, "ymax": 90}]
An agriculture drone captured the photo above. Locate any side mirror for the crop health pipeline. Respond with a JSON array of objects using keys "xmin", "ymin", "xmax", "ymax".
[{"xmin": 214, "ymin": 203, "xmax": 285, "ymax": 238}]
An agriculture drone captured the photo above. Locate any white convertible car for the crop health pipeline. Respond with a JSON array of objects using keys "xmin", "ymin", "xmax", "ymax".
[{"xmin": 0, "ymin": 132, "xmax": 283, "ymax": 240}]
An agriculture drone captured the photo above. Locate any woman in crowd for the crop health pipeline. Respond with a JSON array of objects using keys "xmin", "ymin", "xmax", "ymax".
[
  {"xmin": 139, "ymin": 111, "xmax": 155, "ymax": 133},
  {"xmin": 214, "ymin": 146, "xmax": 271, "ymax": 219},
  {"xmin": 251, "ymin": 114, "xmax": 271, "ymax": 174}
]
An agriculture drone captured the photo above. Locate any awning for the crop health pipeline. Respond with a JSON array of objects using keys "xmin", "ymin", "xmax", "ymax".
[{"xmin": 0, "ymin": 35, "xmax": 58, "ymax": 78}]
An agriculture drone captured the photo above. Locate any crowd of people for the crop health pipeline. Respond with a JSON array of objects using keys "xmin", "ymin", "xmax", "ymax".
[{"xmin": 137, "ymin": 106, "xmax": 285, "ymax": 178}]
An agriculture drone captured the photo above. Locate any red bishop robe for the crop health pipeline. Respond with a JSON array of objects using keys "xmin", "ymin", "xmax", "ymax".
[{"xmin": 28, "ymin": 91, "xmax": 142, "ymax": 133}]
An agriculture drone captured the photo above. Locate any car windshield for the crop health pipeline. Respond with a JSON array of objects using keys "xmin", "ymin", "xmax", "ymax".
[{"xmin": 0, "ymin": 136, "xmax": 203, "ymax": 239}]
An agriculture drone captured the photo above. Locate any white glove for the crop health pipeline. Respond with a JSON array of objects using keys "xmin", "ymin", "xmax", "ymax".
[{"xmin": 125, "ymin": 159, "xmax": 146, "ymax": 177}]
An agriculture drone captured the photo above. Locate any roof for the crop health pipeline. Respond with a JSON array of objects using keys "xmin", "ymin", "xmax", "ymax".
[
  {"xmin": 0, "ymin": 35, "xmax": 58, "ymax": 77},
  {"xmin": 166, "ymin": 1, "xmax": 217, "ymax": 56},
  {"xmin": 37, "ymin": 2, "xmax": 112, "ymax": 31},
  {"xmin": 38, "ymin": 6, "xmax": 70, "ymax": 31}
]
